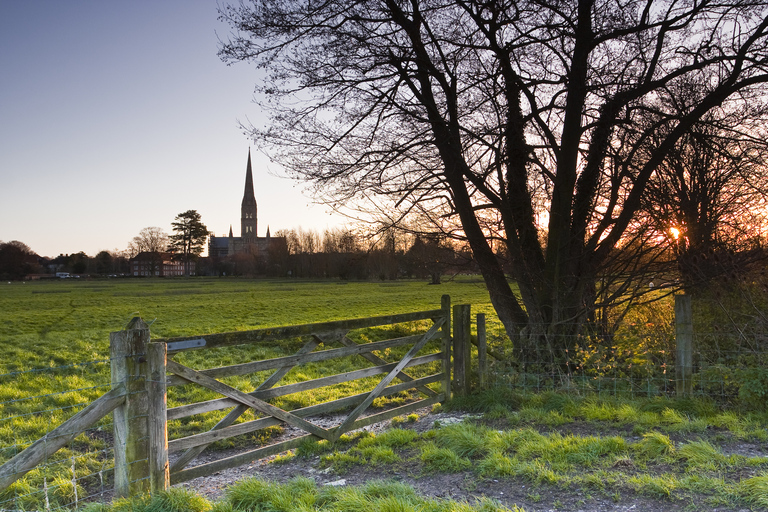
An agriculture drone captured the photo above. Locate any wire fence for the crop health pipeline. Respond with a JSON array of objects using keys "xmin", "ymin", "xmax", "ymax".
[
  {"xmin": 0, "ymin": 358, "xmax": 128, "ymax": 511},
  {"xmin": 483, "ymin": 293, "xmax": 768, "ymax": 407}
]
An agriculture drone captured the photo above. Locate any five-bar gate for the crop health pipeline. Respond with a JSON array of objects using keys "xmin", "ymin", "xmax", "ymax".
[{"xmin": 138, "ymin": 295, "xmax": 454, "ymax": 495}]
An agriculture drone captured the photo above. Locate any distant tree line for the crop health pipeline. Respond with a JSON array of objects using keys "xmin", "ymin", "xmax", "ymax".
[
  {"xmin": 202, "ymin": 226, "xmax": 474, "ymax": 281},
  {"xmin": 2, "ymin": 217, "xmax": 477, "ymax": 282},
  {"xmin": 0, "ymin": 240, "xmax": 130, "ymax": 280}
]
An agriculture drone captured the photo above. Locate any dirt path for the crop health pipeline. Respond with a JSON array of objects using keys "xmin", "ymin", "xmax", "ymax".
[{"xmin": 172, "ymin": 408, "xmax": 755, "ymax": 512}]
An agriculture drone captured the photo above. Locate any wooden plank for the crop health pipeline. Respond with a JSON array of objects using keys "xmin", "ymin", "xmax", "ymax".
[
  {"xmin": 166, "ymin": 334, "xmax": 436, "ymax": 387},
  {"xmin": 170, "ymin": 337, "xmax": 322, "ymax": 472},
  {"xmin": 675, "ymin": 294, "xmax": 693, "ymax": 397},
  {"xmin": 0, "ymin": 385, "xmax": 126, "ymax": 492},
  {"xmin": 167, "ymin": 374, "xmax": 443, "ymax": 452},
  {"xmin": 166, "ymin": 360, "xmax": 332, "ymax": 440},
  {"xmin": 147, "ymin": 342, "xmax": 169, "ymax": 493},
  {"xmin": 260, "ymin": 336, "xmax": 325, "ymax": 390},
  {"xmin": 170, "ymin": 393, "xmax": 444, "ymax": 485},
  {"xmin": 332, "ymin": 334, "xmax": 438, "ymax": 398},
  {"xmin": 168, "ymin": 353, "xmax": 441, "ymax": 420},
  {"xmin": 441, "ymin": 295, "xmax": 451, "ymax": 400},
  {"xmin": 334, "ymin": 318, "xmax": 445, "ymax": 437},
  {"xmin": 158, "ymin": 309, "xmax": 444, "ymax": 352},
  {"xmin": 171, "ymin": 435, "xmax": 313, "ymax": 485},
  {"xmin": 477, "ymin": 313, "xmax": 487, "ymax": 389},
  {"xmin": 110, "ymin": 317, "xmax": 151, "ymax": 498},
  {"xmin": 452, "ymin": 305, "xmax": 471, "ymax": 396}
]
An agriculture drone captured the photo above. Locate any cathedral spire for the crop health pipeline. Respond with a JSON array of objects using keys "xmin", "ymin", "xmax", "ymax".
[
  {"xmin": 241, "ymin": 148, "xmax": 258, "ymax": 239},
  {"xmin": 243, "ymin": 148, "xmax": 256, "ymax": 203}
]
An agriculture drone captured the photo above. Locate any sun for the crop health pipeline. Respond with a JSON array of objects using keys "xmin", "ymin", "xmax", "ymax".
[{"xmin": 669, "ymin": 227, "xmax": 681, "ymax": 240}]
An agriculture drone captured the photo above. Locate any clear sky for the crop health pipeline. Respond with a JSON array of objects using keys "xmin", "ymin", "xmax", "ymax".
[{"xmin": 0, "ymin": 1, "xmax": 348, "ymax": 258}]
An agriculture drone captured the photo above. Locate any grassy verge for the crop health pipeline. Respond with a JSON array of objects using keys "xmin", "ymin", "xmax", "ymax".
[
  {"xmin": 294, "ymin": 391, "xmax": 768, "ymax": 510},
  {"xmin": 80, "ymin": 478, "xmax": 525, "ymax": 512}
]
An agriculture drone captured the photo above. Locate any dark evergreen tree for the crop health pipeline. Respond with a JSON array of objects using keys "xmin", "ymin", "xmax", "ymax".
[{"xmin": 169, "ymin": 210, "xmax": 209, "ymax": 277}]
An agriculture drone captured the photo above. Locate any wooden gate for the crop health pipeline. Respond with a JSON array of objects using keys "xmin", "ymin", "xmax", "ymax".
[{"xmin": 143, "ymin": 295, "xmax": 453, "ymax": 492}]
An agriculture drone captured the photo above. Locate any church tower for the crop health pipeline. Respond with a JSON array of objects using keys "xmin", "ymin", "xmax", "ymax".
[{"xmin": 241, "ymin": 149, "xmax": 258, "ymax": 242}]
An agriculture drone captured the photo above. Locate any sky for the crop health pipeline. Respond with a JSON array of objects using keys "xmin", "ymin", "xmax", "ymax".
[{"xmin": 0, "ymin": 1, "xmax": 349, "ymax": 258}]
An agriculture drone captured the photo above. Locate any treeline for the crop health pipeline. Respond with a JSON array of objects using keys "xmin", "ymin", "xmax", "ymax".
[
  {"xmin": 203, "ymin": 227, "xmax": 474, "ymax": 281},
  {"xmin": 1, "ymin": 227, "xmax": 476, "ymax": 282},
  {"xmin": 0, "ymin": 241, "xmax": 130, "ymax": 279},
  {"xmin": 0, "ymin": 241, "xmax": 130, "ymax": 280}
]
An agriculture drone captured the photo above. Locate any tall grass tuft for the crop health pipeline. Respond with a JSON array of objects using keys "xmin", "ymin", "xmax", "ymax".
[
  {"xmin": 633, "ymin": 432, "xmax": 675, "ymax": 460},
  {"xmin": 433, "ymin": 422, "xmax": 491, "ymax": 458},
  {"xmin": 420, "ymin": 442, "xmax": 472, "ymax": 473},
  {"xmin": 676, "ymin": 439, "xmax": 729, "ymax": 469},
  {"xmin": 627, "ymin": 474, "xmax": 679, "ymax": 498},
  {"xmin": 738, "ymin": 475, "xmax": 768, "ymax": 507},
  {"xmin": 107, "ymin": 488, "xmax": 212, "ymax": 512},
  {"xmin": 357, "ymin": 428, "xmax": 418, "ymax": 449}
]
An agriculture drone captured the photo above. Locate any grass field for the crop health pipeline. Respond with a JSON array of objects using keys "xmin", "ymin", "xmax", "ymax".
[
  {"xmin": 0, "ymin": 276, "xmax": 499, "ymax": 509},
  {"xmin": 0, "ymin": 277, "xmax": 500, "ymax": 366},
  {"xmin": 4, "ymin": 277, "xmax": 768, "ymax": 511}
]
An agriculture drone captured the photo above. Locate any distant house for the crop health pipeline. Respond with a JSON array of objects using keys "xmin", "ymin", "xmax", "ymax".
[{"xmin": 129, "ymin": 252, "xmax": 188, "ymax": 277}]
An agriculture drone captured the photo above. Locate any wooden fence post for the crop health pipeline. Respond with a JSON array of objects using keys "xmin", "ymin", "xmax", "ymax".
[
  {"xmin": 147, "ymin": 342, "xmax": 169, "ymax": 493},
  {"xmin": 477, "ymin": 313, "xmax": 487, "ymax": 389},
  {"xmin": 453, "ymin": 304, "xmax": 471, "ymax": 396},
  {"xmin": 110, "ymin": 317, "xmax": 150, "ymax": 498},
  {"xmin": 675, "ymin": 294, "xmax": 693, "ymax": 397},
  {"xmin": 441, "ymin": 295, "xmax": 452, "ymax": 400}
]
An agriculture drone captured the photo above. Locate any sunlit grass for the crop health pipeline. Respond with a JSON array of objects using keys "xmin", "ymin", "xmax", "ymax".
[
  {"xmin": 116, "ymin": 477, "xmax": 527, "ymax": 512},
  {"xmin": 1, "ymin": 277, "xmax": 494, "ymax": 510},
  {"xmin": 419, "ymin": 390, "xmax": 768, "ymax": 508}
]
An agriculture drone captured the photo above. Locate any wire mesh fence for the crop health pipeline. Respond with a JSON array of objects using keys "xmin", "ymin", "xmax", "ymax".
[
  {"xmin": 482, "ymin": 291, "xmax": 768, "ymax": 408},
  {"xmin": 0, "ymin": 358, "xmax": 134, "ymax": 511}
]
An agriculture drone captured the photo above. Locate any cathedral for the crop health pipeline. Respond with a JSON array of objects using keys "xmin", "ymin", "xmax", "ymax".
[{"xmin": 208, "ymin": 150, "xmax": 281, "ymax": 258}]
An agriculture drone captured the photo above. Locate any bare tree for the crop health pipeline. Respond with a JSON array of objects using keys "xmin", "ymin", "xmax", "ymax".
[
  {"xmin": 220, "ymin": 0, "xmax": 768, "ymax": 365},
  {"xmin": 127, "ymin": 227, "xmax": 169, "ymax": 257},
  {"xmin": 638, "ymin": 108, "xmax": 768, "ymax": 289}
]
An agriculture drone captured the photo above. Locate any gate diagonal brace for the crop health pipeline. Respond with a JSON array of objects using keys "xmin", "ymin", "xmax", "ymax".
[
  {"xmin": 166, "ymin": 360, "xmax": 332, "ymax": 441},
  {"xmin": 170, "ymin": 337, "xmax": 323, "ymax": 472},
  {"xmin": 333, "ymin": 317, "xmax": 445, "ymax": 440},
  {"xmin": 318, "ymin": 331, "xmax": 439, "ymax": 399}
]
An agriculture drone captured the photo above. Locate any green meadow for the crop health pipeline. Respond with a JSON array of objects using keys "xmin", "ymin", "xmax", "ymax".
[
  {"xmin": 1, "ymin": 276, "xmax": 499, "ymax": 509},
  {"xmin": 0, "ymin": 276, "xmax": 499, "ymax": 371}
]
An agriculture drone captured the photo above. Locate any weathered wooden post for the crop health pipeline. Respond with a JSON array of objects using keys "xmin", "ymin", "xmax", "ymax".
[
  {"xmin": 453, "ymin": 304, "xmax": 471, "ymax": 396},
  {"xmin": 147, "ymin": 342, "xmax": 169, "ymax": 493},
  {"xmin": 477, "ymin": 313, "xmax": 487, "ymax": 389},
  {"xmin": 675, "ymin": 294, "xmax": 693, "ymax": 397},
  {"xmin": 441, "ymin": 295, "xmax": 452, "ymax": 400},
  {"xmin": 110, "ymin": 317, "xmax": 150, "ymax": 497}
]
